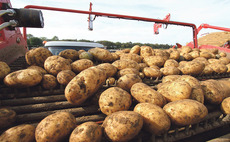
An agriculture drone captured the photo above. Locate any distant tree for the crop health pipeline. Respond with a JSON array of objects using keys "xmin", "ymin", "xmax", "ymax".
[
  {"xmin": 78, "ymin": 39, "xmax": 93, "ymax": 42},
  {"xmin": 51, "ymin": 36, "xmax": 59, "ymax": 41},
  {"xmin": 28, "ymin": 37, "xmax": 43, "ymax": 47}
]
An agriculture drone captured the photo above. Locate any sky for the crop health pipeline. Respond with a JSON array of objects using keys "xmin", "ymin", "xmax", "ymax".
[{"xmin": 10, "ymin": 0, "xmax": 230, "ymax": 46}]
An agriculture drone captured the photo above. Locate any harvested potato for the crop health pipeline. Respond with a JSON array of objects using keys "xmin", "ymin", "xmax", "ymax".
[
  {"xmin": 221, "ymin": 97, "xmax": 230, "ymax": 114},
  {"xmin": 57, "ymin": 70, "xmax": 76, "ymax": 85},
  {"xmin": 189, "ymin": 50, "xmax": 200, "ymax": 59},
  {"xmin": 208, "ymin": 59, "xmax": 221, "ymax": 64},
  {"xmin": 71, "ymin": 59, "xmax": 94, "ymax": 73},
  {"xmin": 158, "ymin": 80, "xmax": 192, "ymax": 102},
  {"xmin": 27, "ymin": 65, "xmax": 47, "ymax": 75},
  {"xmin": 0, "ymin": 124, "xmax": 35, "ymax": 142},
  {"xmin": 181, "ymin": 46, "xmax": 192, "ymax": 53},
  {"xmin": 163, "ymin": 99, "xmax": 208, "ymax": 126},
  {"xmin": 208, "ymin": 63, "xmax": 227, "ymax": 73},
  {"xmin": 162, "ymin": 75, "xmax": 181, "ymax": 83},
  {"xmin": 117, "ymin": 68, "xmax": 139, "ymax": 78},
  {"xmin": 138, "ymin": 63, "xmax": 148, "ymax": 71},
  {"xmin": 120, "ymin": 53, "xmax": 142, "ymax": 63},
  {"xmin": 178, "ymin": 61, "xmax": 205, "ymax": 75},
  {"xmin": 69, "ymin": 122, "xmax": 102, "ymax": 142},
  {"xmin": 177, "ymin": 75, "xmax": 200, "ymax": 87},
  {"xmin": 116, "ymin": 74, "xmax": 142, "ymax": 92},
  {"xmin": 78, "ymin": 50, "xmax": 86, "ymax": 55},
  {"xmin": 227, "ymin": 64, "xmax": 230, "ymax": 73},
  {"xmin": 41, "ymin": 74, "xmax": 57, "ymax": 89},
  {"xmin": 143, "ymin": 67, "xmax": 162, "ymax": 78},
  {"xmin": 181, "ymin": 53, "xmax": 193, "ymax": 61},
  {"xmin": 96, "ymin": 63, "xmax": 117, "ymax": 78},
  {"xmin": 131, "ymin": 83, "xmax": 166, "ymax": 107},
  {"xmin": 44, "ymin": 55, "xmax": 71, "ymax": 76},
  {"xmin": 160, "ymin": 66, "xmax": 180, "ymax": 76},
  {"xmin": 88, "ymin": 47, "xmax": 113, "ymax": 62},
  {"xmin": 200, "ymin": 65, "xmax": 214, "ymax": 75},
  {"xmin": 169, "ymin": 50, "xmax": 180, "ymax": 60},
  {"xmin": 65, "ymin": 66, "xmax": 107, "ymax": 105},
  {"xmin": 103, "ymin": 111, "xmax": 143, "ymax": 142},
  {"xmin": 112, "ymin": 59, "xmax": 140, "ymax": 70},
  {"xmin": 140, "ymin": 46, "xmax": 153, "ymax": 58},
  {"xmin": 164, "ymin": 59, "xmax": 179, "ymax": 67},
  {"xmin": 0, "ymin": 108, "xmax": 16, "ymax": 129},
  {"xmin": 134, "ymin": 103, "xmax": 171, "ymax": 135},
  {"xmin": 111, "ymin": 53, "xmax": 120, "ymax": 61},
  {"xmin": 130, "ymin": 45, "xmax": 141, "ymax": 54},
  {"xmin": 190, "ymin": 85, "xmax": 205, "ymax": 104},
  {"xmin": 0, "ymin": 61, "xmax": 10, "ymax": 80},
  {"xmin": 35, "ymin": 112, "xmax": 77, "ymax": 142},
  {"xmin": 99, "ymin": 87, "xmax": 132, "ymax": 115},
  {"xmin": 25, "ymin": 47, "xmax": 52, "ymax": 67},
  {"xmin": 200, "ymin": 52, "xmax": 213, "ymax": 59},
  {"xmin": 193, "ymin": 57, "xmax": 209, "ymax": 65},
  {"xmin": 105, "ymin": 77, "xmax": 116, "ymax": 86},
  {"xmin": 143, "ymin": 56, "xmax": 165, "ymax": 67},
  {"xmin": 219, "ymin": 52, "xmax": 227, "ymax": 57},
  {"xmin": 79, "ymin": 52, "xmax": 93, "ymax": 60},
  {"xmin": 59, "ymin": 49, "xmax": 79, "ymax": 61}
]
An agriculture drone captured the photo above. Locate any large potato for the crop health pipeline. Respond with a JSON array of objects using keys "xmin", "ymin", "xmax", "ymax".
[
  {"xmin": 57, "ymin": 70, "xmax": 76, "ymax": 85},
  {"xmin": 169, "ymin": 50, "xmax": 180, "ymax": 60},
  {"xmin": 158, "ymin": 80, "xmax": 192, "ymax": 102},
  {"xmin": 131, "ymin": 83, "xmax": 166, "ymax": 107},
  {"xmin": 130, "ymin": 45, "xmax": 141, "ymax": 54},
  {"xmin": 35, "ymin": 112, "xmax": 77, "ymax": 142},
  {"xmin": 0, "ymin": 108, "xmax": 16, "ymax": 130},
  {"xmin": 117, "ymin": 68, "xmax": 139, "ymax": 78},
  {"xmin": 59, "ymin": 49, "xmax": 79, "ymax": 61},
  {"xmin": 71, "ymin": 59, "xmax": 94, "ymax": 73},
  {"xmin": 140, "ymin": 46, "xmax": 153, "ymax": 58},
  {"xmin": 25, "ymin": 47, "xmax": 52, "ymax": 67},
  {"xmin": 96, "ymin": 63, "xmax": 117, "ymax": 78},
  {"xmin": 138, "ymin": 63, "xmax": 148, "ymax": 71},
  {"xmin": 65, "ymin": 66, "xmax": 107, "ymax": 105},
  {"xmin": 160, "ymin": 66, "xmax": 180, "ymax": 76},
  {"xmin": 116, "ymin": 74, "xmax": 142, "ymax": 92},
  {"xmin": 0, "ymin": 61, "xmax": 10, "ymax": 80},
  {"xmin": 44, "ymin": 55, "xmax": 71, "ymax": 76},
  {"xmin": 177, "ymin": 75, "xmax": 200, "ymax": 87},
  {"xmin": 112, "ymin": 59, "xmax": 140, "ymax": 71},
  {"xmin": 193, "ymin": 57, "xmax": 209, "ymax": 65},
  {"xmin": 88, "ymin": 47, "xmax": 113, "ymax": 62},
  {"xmin": 0, "ymin": 124, "xmax": 35, "ymax": 142},
  {"xmin": 134, "ymin": 103, "xmax": 171, "ymax": 135},
  {"xmin": 102, "ymin": 111, "xmax": 143, "ymax": 142},
  {"xmin": 207, "ymin": 63, "xmax": 227, "ymax": 74},
  {"xmin": 162, "ymin": 75, "xmax": 181, "ymax": 83},
  {"xmin": 120, "ymin": 53, "xmax": 142, "ymax": 63},
  {"xmin": 99, "ymin": 87, "xmax": 132, "ymax": 115},
  {"xmin": 221, "ymin": 97, "xmax": 230, "ymax": 114},
  {"xmin": 164, "ymin": 59, "xmax": 179, "ymax": 67},
  {"xmin": 143, "ymin": 56, "xmax": 165, "ymax": 67},
  {"xmin": 69, "ymin": 122, "xmax": 102, "ymax": 142},
  {"xmin": 178, "ymin": 61, "xmax": 205, "ymax": 75},
  {"xmin": 27, "ymin": 65, "xmax": 47, "ymax": 75},
  {"xmin": 163, "ymin": 99, "xmax": 208, "ymax": 126},
  {"xmin": 41, "ymin": 74, "xmax": 57, "ymax": 89},
  {"xmin": 143, "ymin": 67, "xmax": 162, "ymax": 78}
]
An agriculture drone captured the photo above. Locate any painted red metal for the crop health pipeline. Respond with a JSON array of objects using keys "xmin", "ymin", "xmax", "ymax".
[
  {"xmin": 154, "ymin": 13, "xmax": 170, "ymax": 34},
  {"xmin": 197, "ymin": 23, "xmax": 230, "ymax": 34}
]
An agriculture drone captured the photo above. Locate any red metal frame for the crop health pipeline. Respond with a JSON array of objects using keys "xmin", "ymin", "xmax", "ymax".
[
  {"xmin": 197, "ymin": 23, "xmax": 230, "ymax": 34},
  {"xmin": 23, "ymin": 4, "xmax": 198, "ymax": 48},
  {"xmin": 154, "ymin": 13, "xmax": 170, "ymax": 34}
]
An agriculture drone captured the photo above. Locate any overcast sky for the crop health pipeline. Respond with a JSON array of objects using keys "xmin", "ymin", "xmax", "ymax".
[{"xmin": 10, "ymin": 0, "xmax": 230, "ymax": 45}]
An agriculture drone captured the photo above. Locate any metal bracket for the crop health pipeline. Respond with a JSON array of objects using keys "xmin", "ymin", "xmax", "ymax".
[{"xmin": 0, "ymin": 20, "xmax": 17, "ymax": 31}]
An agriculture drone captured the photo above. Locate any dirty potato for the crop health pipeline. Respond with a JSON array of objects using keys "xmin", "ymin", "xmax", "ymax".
[
  {"xmin": 160, "ymin": 66, "xmax": 180, "ymax": 76},
  {"xmin": 117, "ymin": 68, "xmax": 139, "ymax": 78},
  {"xmin": 164, "ymin": 59, "xmax": 179, "ymax": 67},
  {"xmin": 143, "ymin": 56, "xmax": 165, "ymax": 67},
  {"xmin": 71, "ymin": 59, "xmax": 94, "ymax": 73},
  {"xmin": 103, "ymin": 111, "xmax": 143, "ymax": 142},
  {"xmin": 96, "ymin": 63, "xmax": 117, "ymax": 78},
  {"xmin": 221, "ymin": 97, "xmax": 230, "ymax": 114},
  {"xmin": 0, "ymin": 61, "xmax": 10, "ymax": 80},
  {"xmin": 59, "ymin": 49, "xmax": 79, "ymax": 61},
  {"xmin": 130, "ymin": 45, "xmax": 141, "ymax": 54},
  {"xmin": 27, "ymin": 65, "xmax": 47, "ymax": 75},
  {"xmin": 88, "ymin": 47, "xmax": 114, "ymax": 62},
  {"xmin": 112, "ymin": 59, "xmax": 140, "ymax": 71},
  {"xmin": 178, "ymin": 61, "xmax": 205, "ymax": 75},
  {"xmin": 207, "ymin": 63, "xmax": 227, "ymax": 74},
  {"xmin": 140, "ymin": 46, "xmax": 154, "ymax": 58},
  {"xmin": 116, "ymin": 74, "xmax": 142, "ymax": 92},
  {"xmin": 0, "ymin": 108, "xmax": 16, "ymax": 130},
  {"xmin": 41, "ymin": 74, "xmax": 57, "ymax": 89},
  {"xmin": 162, "ymin": 75, "xmax": 181, "ymax": 83},
  {"xmin": 35, "ymin": 112, "xmax": 77, "ymax": 142},
  {"xmin": 57, "ymin": 70, "xmax": 76, "ymax": 85},
  {"xmin": 143, "ymin": 67, "xmax": 162, "ymax": 78},
  {"xmin": 120, "ymin": 53, "xmax": 142, "ymax": 63}
]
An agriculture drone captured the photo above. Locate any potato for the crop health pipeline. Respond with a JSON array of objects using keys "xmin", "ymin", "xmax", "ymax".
[
  {"xmin": 143, "ymin": 56, "xmax": 165, "ymax": 67},
  {"xmin": 71, "ymin": 59, "xmax": 94, "ymax": 73},
  {"xmin": 143, "ymin": 67, "xmax": 162, "ymax": 78},
  {"xmin": 4, "ymin": 69, "xmax": 42, "ymax": 88},
  {"xmin": 27, "ymin": 65, "xmax": 47, "ymax": 75},
  {"xmin": 96, "ymin": 63, "xmax": 117, "ymax": 78},
  {"xmin": 140, "ymin": 46, "xmax": 153, "ymax": 58},
  {"xmin": 102, "ymin": 111, "xmax": 143, "ymax": 142},
  {"xmin": 57, "ymin": 70, "xmax": 76, "ymax": 85},
  {"xmin": 219, "ymin": 52, "xmax": 227, "ymax": 57},
  {"xmin": 41, "ymin": 74, "xmax": 57, "ymax": 89},
  {"xmin": 111, "ymin": 52, "xmax": 120, "ymax": 61},
  {"xmin": 44, "ymin": 55, "xmax": 71, "ymax": 76},
  {"xmin": 117, "ymin": 68, "xmax": 139, "ymax": 78},
  {"xmin": 162, "ymin": 75, "xmax": 181, "ymax": 83},
  {"xmin": 112, "ymin": 59, "xmax": 140, "ymax": 70},
  {"xmin": 189, "ymin": 50, "xmax": 200, "ymax": 59},
  {"xmin": 181, "ymin": 53, "xmax": 193, "ymax": 61},
  {"xmin": 169, "ymin": 50, "xmax": 180, "ymax": 60},
  {"xmin": 35, "ymin": 112, "xmax": 77, "ymax": 142},
  {"xmin": 65, "ymin": 66, "xmax": 107, "ymax": 105},
  {"xmin": 138, "ymin": 63, "xmax": 148, "ymax": 71},
  {"xmin": 130, "ymin": 45, "xmax": 141, "ymax": 54},
  {"xmin": 134, "ymin": 103, "xmax": 170, "ymax": 135},
  {"xmin": 199, "ymin": 51, "xmax": 213, "ymax": 59},
  {"xmin": 25, "ymin": 47, "xmax": 52, "ymax": 67},
  {"xmin": 193, "ymin": 57, "xmax": 209, "ymax": 65},
  {"xmin": 160, "ymin": 66, "xmax": 180, "ymax": 76},
  {"xmin": 69, "ymin": 122, "xmax": 102, "ymax": 142},
  {"xmin": 99, "ymin": 87, "xmax": 132, "ymax": 115},
  {"xmin": 208, "ymin": 59, "xmax": 221, "ymax": 64},
  {"xmin": 0, "ymin": 124, "xmax": 35, "ymax": 142},
  {"xmin": 178, "ymin": 61, "xmax": 205, "ymax": 75},
  {"xmin": 79, "ymin": 51, "xmax": 93, "ymax": 60},
  {"xmin": 163, "ymin": 99, "xmax": 208, "ymax": 126},
  {"xmin": 207, "ymin": 63, "xmax": 227, "ymax": 73},
  {"xmin": 190, "ymin": 85, "xmax": 205, "ymax": 104},
  {"xmin": 59, "ymin": 49, "xmax": 79, "ymax": 61},
  {"xmin": 0, "ymin": 108, "xmax": 16, "ymax": 129},
  {"xmin": 0, "ymin": 61, "xmax": 10, "ymax": 80},
  {"xmin": 105, "ymin": 77, "xmax": 116, "ymax": 86},
  {"xmin": 153, "ymin": 49, "xmax": 170, "ymax": 61},
  {"xmin": 88, "ymin": 47, "xmax": 114, "ymax": 62},
  {"xmin": 131, "ymin": 83, "xmax": 166, "ymax": 107},
  {"xmin": 200, "ymin": 65, "xmax": 214, "ymax": 75},
  {"xmin": 157, "ymin": 80, "xmax": 192, "ymax": 102},
  {"xmin": 164, "ymin": 59, "xmax": 179, "ymax": 67},
  {"xmin": 221, "ymin": 97, "xmax": 230, "ymax": 114},
  {"xmin": 78, "ymin": 50, "xmax": 86, "ymax": 55},
  {"xmin": 116, "ymin": 74, "xmax": 142, "ymax": 92},
  {"xmin": 177, "ymin": 75, "xmax": 200, "ymax": 87},
  {"xmin": 181, "ymin": 46, "xmax": 192, "ymax": 53},
  {"xmin": 120, "ymin": 53, "xmax": 142, "ymax": 63}
]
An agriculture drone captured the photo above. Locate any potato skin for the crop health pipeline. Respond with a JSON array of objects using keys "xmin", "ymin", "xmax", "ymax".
[
  {"xmin": 57, "ymin": 70, "xmax": 76, "ymax": 85},
  {"xmin": 96, "ymin": 63, "xmax": 117, "ymax": 78},
  {"xmin": 131, "ymin": 83, "xmax": 166, "ymax": 107},
  {"xmin": 27, "ymin": 65, "xmax": 47, "ymax": 75},
  {"xmin": 134, "ymin": 103, "xmax": 171, "ymax": 135},
  {"xmin": 0, "ymin": 61, "xmax": 10, "ymax": 80},
  {"xmin": 178, "ymin": 61, "xmax": 205, "ymax": 75},
  {"xmin": 143, "ymin": 67, "xmax": 162, "ymax": 78},
  {"xmin": 99, "ymin": 87, "xmax": 132, "ymax": 115},
  {"xmin": 69, "ymin": 122, "xmax": 102, "ymax": 142},
  {"xmin": 88, "ymin": 47, "xmax": 114, "ymax": 62},
  {"xmin": 41, "ymin": 74, "xmax": 57, "ymax": 89},
  {"xmin": 0, "ymin": 108, "xmax": 16, "ymax": 129},
  {"xmin": 102, "ymin": 111, "xmax": 143, "ymax": 142},
  {"xmin": 221, "ymin": 97, "xmax": 230, "ymax": 114},
  {"xmin": 163, "ymin": 99, "xmax": 208, "ymax": 126},
  {"xmin": 144, "ymin": 56, "xmax": 165, "ymax": 67},
  {"xmin": 0, "ymin": 124, "xmax": 35, "ymax": 142},
  {"xmin": 59, "ymin": 49, "xmax": 79, "ymax": 61},
  {"xmin": 117, "ymin": 68, "xmax": 139, "ymax": 78},
  {"xmin": 116, "ymin": 74, "xmax": 142, "ymax": 92},
  {"xmin": 71, "ymin": 59, "xmax": 94, "ymax": 73},
  {"xmin": 35, "ymin": 112, "xmax": 77, "ymax": 142},
  {"xmin": 112, "ymin": 59, "xmax": 140, "ymax": 71},
  {"xmin": 65, "ymin": 66, "xmax": 107, "ymax": 105},
  {"xmin": 120, "ymin": 53, "xmax": 142, "ymax": 63},
  {"xmin": 160, "ymin": 66, "xmax": 180, "ymax": 76}
]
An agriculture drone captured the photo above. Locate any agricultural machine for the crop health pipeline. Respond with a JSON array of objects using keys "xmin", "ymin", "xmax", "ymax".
[{"xmin": 0, "ymin": 0, "xmax": 230, "ymax": 141}]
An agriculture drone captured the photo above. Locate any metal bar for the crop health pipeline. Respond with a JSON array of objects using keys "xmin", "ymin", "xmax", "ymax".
[
  {"xmin": 197, "ymin": 23, "xmax": 230, "ymax": 34},
  {"xmin": 0, "ymin": 20, "xmax": 17, "ymax": 30},
  {"xmin": 0, "ymin": 9, "xmax": 15, "ymax": 17}
]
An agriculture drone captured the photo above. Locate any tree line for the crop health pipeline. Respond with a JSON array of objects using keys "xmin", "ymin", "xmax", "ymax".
[{"xmin": 27, "ymin": 34, "xmax": 172, "ymax": 49}]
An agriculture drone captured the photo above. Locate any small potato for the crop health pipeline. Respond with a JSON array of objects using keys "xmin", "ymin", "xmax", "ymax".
[
  {"xmin": 162, "ymin": 75, "xmax": 181, "ymax": 83},
  {"xmin": 0, "ymin": 124, "xmax": 35, "ymax": 142},
  {"xmin": 143, "ymin": 56, "xmax": 165, "ymax": 67},
  {"xmin": 79, "ymin": 52, "xmax": 93, "ymax": 60},
  {"xmin": 208, "ymin": 63, "xmax": 227, "ymax": 74},
  {"xmin": 0, "ymin": 108, "xmax": 16, "ymax": 129},
  {"xmin": 41, "ymin": 74, "xmax": 57, "ymax": 89},
  {"xmin": 105, "ymin": 77, "xmax": 116, "ymax": 86},
  {"xmin": 134, "ymin": 103, "xmax": 171, "ymax": 135},
  {"xmin": 160, "ymin": 66, "xmax": 180, "ymax": 76},
  {"xmin": 140, "ymin": 46, "xmax": 154, "ymax": 58},
  {"xmin": 130, "ymin": 45, "xmax": 141, "ymax": 54},
  {"xmin": 69, "ymin": 122, "xmax": 102, "ymax": 142},
  {"xmin": 178, "ymin": 61, "xmax": 205, "ymax": 75},
  {"xmin": 164, "ymin": 59, "xmax": 179, "ymax": 67},
  {"xmin": 117, "ymin": 68, "xmax": 139, "ymax": 78},
  {"xmin": 59, "ymin": 49, "xmax": 79, "ymax": 61},
  {"xmin": 0, "ymin": 61, "xmax": 10, "ymax": 80},
  {"xmin": 120, "ymin": 53, "xmax": 142, "ymax": 63},
  {"xmin": 189, "ymin": 50, "xmax": 200, "ymax": 59},
  {"xmin": 44, "ymin": 55, "xmax": 71, "ymax": 76},
  {"xmin": 35, "ymin": 112, "xmax": 77, "ymax": 142},
  {"xmin": 57, "ymin": 70, "xmax": 76, "ymax": 85},
  {"xmin": 112, "ymin": 59, "xmax": 140, "ymax": 71},
  {"xmin": 96, "ymin": 63, "xmax": 117, "ymax": 78},
  {"xmin": 143, "ymin": 67, "xmax": 162, "ymax": 78},
  {"xmin": 219, "ymin": 52, "xmax": 227, "ymax": 57},
  {"xmin": 200, "ymin": 52, "xmax": 213, "ymax": 59},
  {"xmin": 169, "ymin": 50, "xmax": 180, "ymax": 60},
  {"xmin": 158, "ymin": 80, "xmax": 192, "ymax": 102},
  {"xmin": 99, "ymin": 87, "xmax": 132, "ymax": 115},
  {"xmin": 131, "ymin": 83, "xmax": 166, "ymax": 107},
  {"xmin": 103, "ymin": 111, "xmax": 143, "ymax": 142},
  {"xmin": 163, "ymin": 99, "xmax": 208, "ymax": 126},
  {"xmin": 27, "ymin": 65, "xmax": 47, "ymax": 75},
  {"xmin": 71, "ymin": 59, "xmax": 94, "ymax": 73},
  {"xmin": 221, "ymin": 97, "xmax": 230, "ymax": 114},
  {"xmin": 116, "ymin": 74, "xmax": 142, "ymax": 92},
  {"xmin": 88, "ymin": 47, "xmax": 114, "ymax": 62}
]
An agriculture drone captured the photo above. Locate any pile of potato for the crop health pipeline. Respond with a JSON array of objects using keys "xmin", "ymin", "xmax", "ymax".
[{"xmin": 1, "ymin": 45, "xmax": 230, "ymax": 142}]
